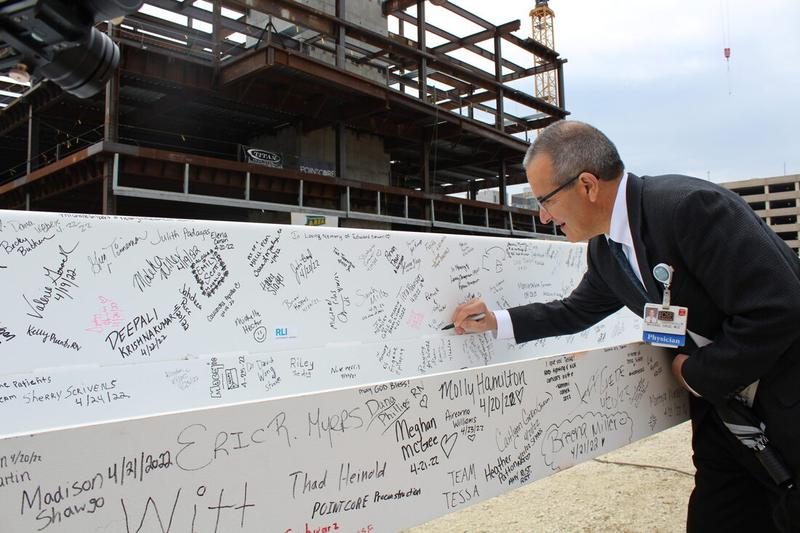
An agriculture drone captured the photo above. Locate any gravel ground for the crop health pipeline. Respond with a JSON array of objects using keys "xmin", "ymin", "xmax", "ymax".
[{"xmin": 403, "ymin": 421, "xmax": 695, "ymax": 533}]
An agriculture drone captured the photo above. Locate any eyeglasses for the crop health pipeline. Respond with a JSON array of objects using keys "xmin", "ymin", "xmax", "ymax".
[{"xmin": 534, "ymin": 172, "xmax": 583, "ymax": 214}]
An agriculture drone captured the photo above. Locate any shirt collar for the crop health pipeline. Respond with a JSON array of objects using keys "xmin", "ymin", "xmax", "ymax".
[{"xmin": 606, "ymin": 171, "xmax": 632, "ymax": 247}]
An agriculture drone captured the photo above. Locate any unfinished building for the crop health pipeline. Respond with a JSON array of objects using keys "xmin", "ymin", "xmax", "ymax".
[{"xmin": 0, "ymin": 0, "xmax": 568, "ymax": 237}]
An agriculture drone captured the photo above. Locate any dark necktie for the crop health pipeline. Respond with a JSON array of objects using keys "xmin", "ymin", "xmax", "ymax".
[{"xmin": 608, "ymin": 239, "xmax": 649, "ymax": 300}]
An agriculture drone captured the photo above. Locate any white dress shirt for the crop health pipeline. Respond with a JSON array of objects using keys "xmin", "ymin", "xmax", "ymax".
[{"xmin": 606, "ymin": 172, "xmax": 644, "ymax": 284}]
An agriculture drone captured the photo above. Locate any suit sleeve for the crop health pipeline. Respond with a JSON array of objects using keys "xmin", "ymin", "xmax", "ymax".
[
  {"xmin": 507, "ymin": 248, "xmax": 623, "ymax": 344},
  {"xmin": 676, "ymin": 189, "xmax": 800, "ymax": 403}
]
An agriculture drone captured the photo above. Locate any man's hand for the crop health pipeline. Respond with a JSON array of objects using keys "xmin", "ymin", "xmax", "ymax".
[
  {"xmin": 672, "ymin": 353, "xmax": 700, "ymax": 396},
  {"xmin": 450, "ymin": 299, "xmax": 496, "ymax": 335}
]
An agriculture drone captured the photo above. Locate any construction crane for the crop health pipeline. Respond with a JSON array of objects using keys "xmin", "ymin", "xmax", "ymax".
[{"xmin": 530, "ymin": 0, "xmax": 558, "ymax": 106}]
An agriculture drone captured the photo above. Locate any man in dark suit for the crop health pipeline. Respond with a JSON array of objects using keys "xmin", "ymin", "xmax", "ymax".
[{"xmin": 452, "ymin": 121, "xmax": 800, "ymax": 531}]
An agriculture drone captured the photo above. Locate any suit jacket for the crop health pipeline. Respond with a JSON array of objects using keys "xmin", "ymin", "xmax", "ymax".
[{"xmin": 508, "ymin": 173, "xmax": 800, "ymax": 472}]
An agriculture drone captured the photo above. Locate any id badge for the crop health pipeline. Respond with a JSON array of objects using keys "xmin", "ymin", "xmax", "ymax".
[{"xmin": 642, "ymin": 303, "xmax": 688, "ymax": 347}]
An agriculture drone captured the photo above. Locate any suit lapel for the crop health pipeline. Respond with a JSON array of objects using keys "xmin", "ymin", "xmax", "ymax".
[{"xmin": 626, "ymin": 173, "xmax": 661, "ymax": 302}]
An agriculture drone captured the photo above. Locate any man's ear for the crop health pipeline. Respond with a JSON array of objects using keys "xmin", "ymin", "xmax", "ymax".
[{"xmin": 581, "ymin": 172, "xmax": 601, "ymax": 202}]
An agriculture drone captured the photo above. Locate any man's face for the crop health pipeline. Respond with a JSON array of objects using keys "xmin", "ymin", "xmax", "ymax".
[{"xmin": 527, "ymin": 154, "xmax": 597, "ymax": 243}]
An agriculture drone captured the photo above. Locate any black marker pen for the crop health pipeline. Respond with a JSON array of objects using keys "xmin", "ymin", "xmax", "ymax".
[{"xmin": 441, "ymin": 312, "xmax": 487, "ymax": 331}]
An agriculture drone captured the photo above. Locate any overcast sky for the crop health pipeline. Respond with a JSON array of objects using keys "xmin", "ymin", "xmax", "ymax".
[{"xmin": 422, "ymin": 0, "xmax": 799, "ymax": 184}]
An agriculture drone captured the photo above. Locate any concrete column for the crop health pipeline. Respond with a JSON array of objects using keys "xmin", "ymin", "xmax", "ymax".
[
  {"xmin": 498, "ymin": 158, "xmax": 507, "ymax": 207},
  {"xmin": 335, "ymin": 122, "xmax": 346, "ymax": 178},
  {"xmin": 26, "ymin": 103, "xmax": 40, "ymax": 175},
  {"xmin": 102, "ymin": 159, "xmax": 116, "ymax": 215},
  {"xmin": 336, "ymin": 0, "xmax": 346, "ymax": 68},
  {"xmin": 103, "ymin": 22, "xmax": 120, "ymax": 215},
  {"xmin": 468, "ymin": 180, "xmax": 479, "ymax": 201},
  {"xmin": 212, "ymin": 0, "xmax": 222, "ymax": 76},
  {"xmin": 420, "ymin": 136, "xmax": 430, "ymax": 194},
  {"xmin": 417, "ymin": 0, "xmax": 427, "ymax": 102},
  {"xmin": 104, "ymin": 23, "xmax": 120, "ymax": 143},
  {"xmin": 422, "ymin": 136, "xmax": 431, "ymax": 228}
]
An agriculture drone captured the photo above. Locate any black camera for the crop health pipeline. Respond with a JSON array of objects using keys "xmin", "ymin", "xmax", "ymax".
[{"xmin": 0, "ymin": 0, "xmax": 144, "ymax": 98}]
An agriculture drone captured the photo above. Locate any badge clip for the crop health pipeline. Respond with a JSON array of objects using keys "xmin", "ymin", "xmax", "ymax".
[{"xmin": 653, "ymin": 263, "xmax": 673, "ymax": 309}]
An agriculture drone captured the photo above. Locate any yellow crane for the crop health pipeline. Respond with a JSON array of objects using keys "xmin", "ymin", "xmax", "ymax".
[{"xmin": 530, "ymin": 0, "xmax": 558, "ymax": 106}]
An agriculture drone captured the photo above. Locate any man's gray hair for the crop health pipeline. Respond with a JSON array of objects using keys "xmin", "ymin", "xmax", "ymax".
[{"xmin": 523, "ymin": 121, "xmax": 624, "ymax": 186}]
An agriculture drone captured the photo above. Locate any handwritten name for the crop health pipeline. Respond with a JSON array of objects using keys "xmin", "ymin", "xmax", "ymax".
[{"xmin": 23, "ymin": 243, "xmax": 80, "ymax": 319}]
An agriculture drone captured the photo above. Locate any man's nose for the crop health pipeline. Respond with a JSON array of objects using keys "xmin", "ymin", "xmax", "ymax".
[{"xmin": 538, "ymin": 207, "xmax": 552, "ymax": 224}]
